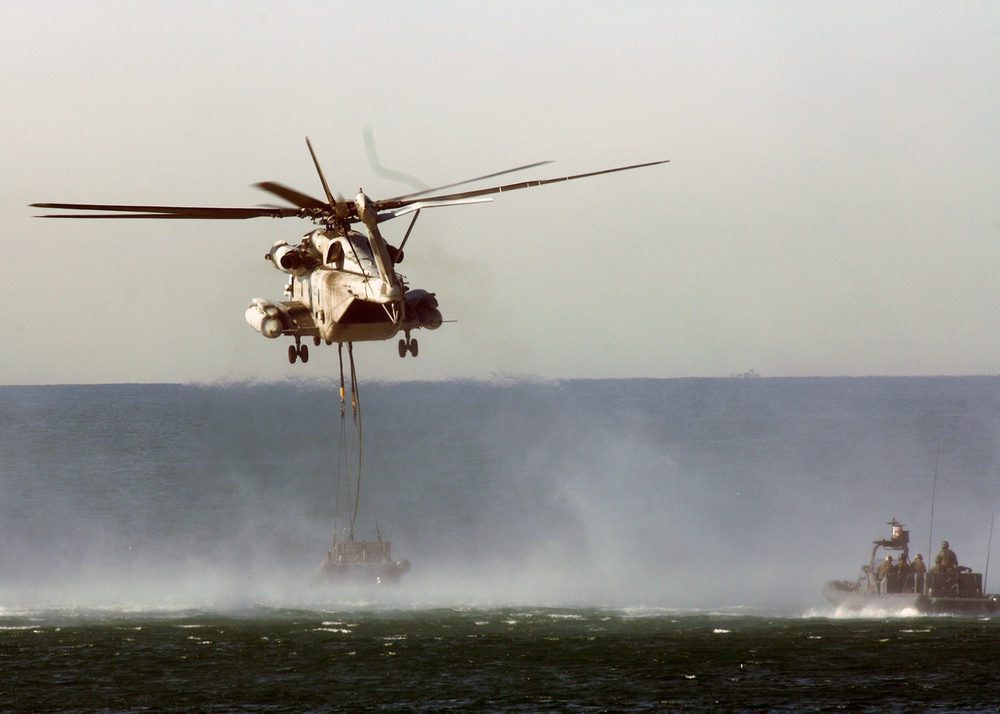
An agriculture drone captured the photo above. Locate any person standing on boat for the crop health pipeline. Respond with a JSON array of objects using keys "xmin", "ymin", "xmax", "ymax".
[
  {"xmin": 877, "ymin": 555, "xmax": 894, "ymax": 593},
  {"xmin": 911, "ymin": 554, "xmax": 927, "ymax": 593},
  {"xmin": 896, "ymin": 553, "xmax": 912, "ymax": 591},
  {"xmin": 937, "ymin": 541, "xmax": 959, "ymax": 571}
]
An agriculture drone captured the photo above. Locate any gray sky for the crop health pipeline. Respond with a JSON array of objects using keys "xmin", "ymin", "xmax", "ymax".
[{"xmin": 4, "ymin": 1, "xmax": 1000, "ymax": 384}]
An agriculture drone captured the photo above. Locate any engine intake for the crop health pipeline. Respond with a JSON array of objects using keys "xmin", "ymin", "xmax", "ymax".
[{"xmin": 267, "ymin": 241, "xmax": 310, "ymax": 276}]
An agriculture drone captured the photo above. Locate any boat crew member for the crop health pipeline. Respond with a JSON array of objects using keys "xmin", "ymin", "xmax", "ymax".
[
  {"xmin": 877, "ymin": 555, "xmax": 894, "ymax": 593},
  {"xmin": 929, "ymin": 555, "xmax": 947, "ymax": 573},
  {"xmin": 896, "ymin": 553, "xmax": 911, "ymax": 584},
  {"xmin": 910, "ymin": 553, "xmax": 926, "ymax": 592},
  {"xmin": 930, "ymin": 551, "xmax": 962, "ymax": 596},
  {"xmin": 895, "ymin": 550, "xmax": 913, "ymax": 592},
  {"xmin": 937, "ymin": 541, "xmax": 959, "ymax": 570}
]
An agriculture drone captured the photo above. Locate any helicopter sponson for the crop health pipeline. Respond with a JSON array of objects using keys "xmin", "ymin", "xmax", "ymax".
[{"xmin": 404, "ymin": 289, "xmax": 442, "ymax": 330}]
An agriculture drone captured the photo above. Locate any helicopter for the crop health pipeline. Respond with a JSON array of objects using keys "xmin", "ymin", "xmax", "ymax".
[{"xmin": 33, "ymin": 139, "xmax": 667, "ymax": 364}]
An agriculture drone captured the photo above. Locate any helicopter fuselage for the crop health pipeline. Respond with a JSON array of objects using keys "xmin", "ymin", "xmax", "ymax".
[
  {"xmin": 245, "ymin": 228, "xmax": 440, "ymax": 360},
  {"xmin": 289, "ymin": 262, "xmax": 403, "ymax": 344}
]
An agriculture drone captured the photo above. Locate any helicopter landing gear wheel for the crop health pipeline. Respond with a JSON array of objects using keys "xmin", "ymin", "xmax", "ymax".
[
  {"xmin": 288, "ymin": 338, "xmax": 308, "ymax": 364},
  {"xmin": 313, "ymin": 336, "xmax": 321, "ymax": 346},
  {"xmin": 398, "ymin": 332, "xmax": 419, "ymax": 358}
]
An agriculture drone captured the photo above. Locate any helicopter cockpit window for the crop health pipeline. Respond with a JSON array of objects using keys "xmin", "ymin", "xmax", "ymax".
[{"xmin": 345, "ymin": 234, "xmax": 377, "ymax": 273}]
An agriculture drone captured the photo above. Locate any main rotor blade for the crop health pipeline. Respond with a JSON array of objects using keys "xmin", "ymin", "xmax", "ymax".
[
  {"xmin": 305, "ymin": 136, "xmax": 337, "ymax": 209},
  {"xmin": 377, "ymin": 160, "xmax": 669, "ymax": 210},
  {"xmin": 32, "ymin": 159, "xmax": 668, "ymax": 221},
  {"xmin": 383, "ymin": 161, "xmax": 554, "ymax": 204},
  {"xmin": 253, "ymin": 181, "xmax": 329, "ymax": 210},
  {"xmin": 31, "ymin": 202, "xmax": 303, "ymax": 219}
]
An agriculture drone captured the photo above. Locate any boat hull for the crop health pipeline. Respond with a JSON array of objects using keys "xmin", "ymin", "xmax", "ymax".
[
  {"xmin": 315, "ymin": 558, "xmax": 411, "ymax": 585},
  {"xmin": 314, "ymin": 539, "xmax": 410, "ymax": 586},
  {"xmin": 824, "ymin": 579, "xmax": 1000, "ymax": 616}
]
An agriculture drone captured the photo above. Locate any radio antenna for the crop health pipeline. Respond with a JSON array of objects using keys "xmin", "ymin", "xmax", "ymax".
[
  {"xmin": 985, "ymin": 510, "xmax": 996, "ymax": 593},
  {"xmin": 928, "ymin": 441, "xmax": 941, "ymax": 557}
]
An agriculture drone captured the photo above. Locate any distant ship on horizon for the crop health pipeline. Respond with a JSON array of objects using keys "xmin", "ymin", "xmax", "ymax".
[{"xmin": 731, "ymin": 368, "xmax": 761, "ymax": 378}]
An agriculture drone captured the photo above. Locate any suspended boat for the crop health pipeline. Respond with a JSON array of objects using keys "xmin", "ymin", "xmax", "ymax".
[{"xmin": 314, "ymin": 343, "xmax": 409, "ymax": 585}]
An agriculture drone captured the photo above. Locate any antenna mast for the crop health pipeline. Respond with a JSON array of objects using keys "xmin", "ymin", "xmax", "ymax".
[{"xmin": 928, "ymin": 442, "xmax": 941, "ymax": 557}]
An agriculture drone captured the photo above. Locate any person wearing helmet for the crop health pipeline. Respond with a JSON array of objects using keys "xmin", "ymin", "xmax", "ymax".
[
  {"xmin": 896, "ymin": 552, "xmax": 912, "ymax": 590},
  {"xmin": 937, "ymin": 541, "xmax": 959, "ymax": 571},
  {"xmin": 877, "ymin": 555, "xmax": 894, "ymax": 593},
  {"xmin": 911, "ymin": 553, "xmax": 927, "ymax": 593}
]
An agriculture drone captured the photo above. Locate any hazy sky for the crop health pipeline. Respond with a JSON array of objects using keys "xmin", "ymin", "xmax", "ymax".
[{"xmin": 4, "ymin": 1, "xmax": 1000, "ymax": 384}]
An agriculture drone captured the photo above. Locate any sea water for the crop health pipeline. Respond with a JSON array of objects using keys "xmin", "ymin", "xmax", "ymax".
[
  {"xmin": 4, "ymin": 608, "xmax": 1000, "ymax": 712},
  {"xmin": 2, "ymin": 377, "xmax": 1000, "ymax": 711}
]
